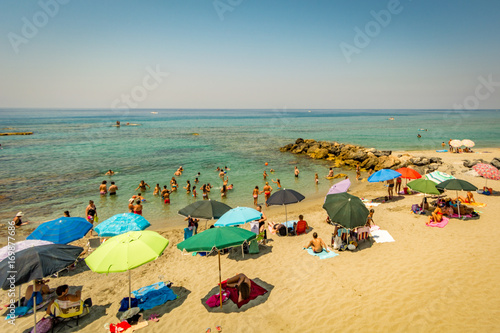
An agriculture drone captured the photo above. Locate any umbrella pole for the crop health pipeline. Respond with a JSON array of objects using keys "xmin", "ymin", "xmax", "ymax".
[
  {"xmin": 285, "ymin": 205, "xmax": 288, "ymax": 236},
  {"xmin": 457, "ymin": 190, "xmax": 460, "ymax": 219},
  {"xmin": 128, "ymin": 270, "xmax": 131, "ymax": 309},
  {"xmin": 33, "ymin": 280, "xmax": 37, "ymax": 333},
  {"xmin": 218, "ymin": 250, "xmax": 222, "ymax": 309},
  {"xmin": 18, "ymin": 285, "xmax": 21, "ymax": 307}
]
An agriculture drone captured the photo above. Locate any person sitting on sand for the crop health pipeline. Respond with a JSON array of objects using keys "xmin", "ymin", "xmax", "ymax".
[
  {"xmin": 255, "ymin": 205, "xmax": 267, "ymax": 244},
  {"xmin": 456, "ymin": 191, "xmax": 475, "ymax": 204},
  {"xmin": 99, "ymin": 181, "xmax": 107, "ymax": 195},
  {"xmin": 225, "ymin": 273, "xmax": 251, "ymax": 303},
  {"xmin": 305, "ymin": 232, "xmax": 329, "ymax": 253},
  {"xmin": 105, "ymin": 169, "xmax": 114, "ymax": 176},
  {"xmin": 25, "ymin": 279, "xmax": 51, "ymax": 307},
  {"xmin": 135, "ymin": 180, "xmax": 150, "ymax": 191},
  {"xmin": 428, "ymin": 205, "xmax": 443, "ymax": 224},
  {"xmin": 133, "ymin": 200, "xmax": 143, "ymax": 215},
  {"xmin": 419, "ymin": 197, "xmax": 429, "ymax": 211}
]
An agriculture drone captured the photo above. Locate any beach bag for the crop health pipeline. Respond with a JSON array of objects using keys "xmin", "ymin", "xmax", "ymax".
[
  {"xmin": 30, "ymin": 317, "xmax": 53, "ymax": 333},
  {"xmin": 411, "ymin": 204, "xmax": 420, "ymax": 214},
  {"xmin": 278, "ymin": 226, "xmax": 287, "ymax": 236},
  {"xmin": 333, "ymin": 236, "xmax": 342, "ymax": 250}
]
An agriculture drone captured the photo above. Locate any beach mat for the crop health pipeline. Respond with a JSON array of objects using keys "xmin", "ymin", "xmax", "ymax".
[
  {"xmin": 426, "ymin": 216, "xmax": 449, "ymax": 228},
  {"xmin": 305, "ymin": 248, "xmax": 338, "ymax": 260},
  {"xmin": 468, "ymin": 202, "xmax": 486, "ymax": 207},
  {"xmin": 221, "ymin": 280, "xmax": 268, "ymax": 308},
  {"xmin": 371, "ymin": 230, "xmax": 395, "ymax": 243}
]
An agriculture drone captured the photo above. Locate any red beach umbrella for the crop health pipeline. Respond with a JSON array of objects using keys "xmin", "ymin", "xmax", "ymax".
[
  {"xmin": 472, "ymin": 163, "xmax": 500, "ymax": 186},
  {"xmin": 395, "ymin": 167, "xmax": 422, "ymax": 180}
]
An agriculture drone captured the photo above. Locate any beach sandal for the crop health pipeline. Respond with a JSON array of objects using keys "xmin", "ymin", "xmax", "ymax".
[
  {"xmin": 216, "ymin": 325, "xmax": 222, "ymax": 332},
  {"xmin": 148, "ymin": 314, "xmax": 159, "ymax": 322}
]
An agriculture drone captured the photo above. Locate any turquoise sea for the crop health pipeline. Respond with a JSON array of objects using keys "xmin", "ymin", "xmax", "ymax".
[{"xmin": 1, "ymin": 109, "xmax": 499, "ymax": 229}]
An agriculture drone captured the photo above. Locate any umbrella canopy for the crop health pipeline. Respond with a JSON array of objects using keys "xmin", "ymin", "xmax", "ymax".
[
  {"xmin": 85, "ymin": 231, "xmax": 169, "ymax": 310},
  {"xmin": 449, "ymin": 139, "xmax": 462, "ymax": 148},
  {"xmin": 424, "ymin": 171, "xmax": 456, "ymax": 184},
  {"xmin": 177, "ymin": 227, "xmax": 257, "ymax": 252},
  {"xmin": 0, "ymin": 244, "xmax": 83, "ymax": 290},
  {"xmin": 326, "ymin": 178, "xmax": 351, "ymax": 196},
  {"xmin": 0, "ymin": 240, "xmax": 53, "ymax": 262},
  {"xmin": 214, "ymin": 207, "xmax": 262, "ymax": 227},
  {"xmin": 407, "ymin": 179, "xmax": 441, "ymax": 195},
  {"xmin": 436, "ymin": 179, "xmax": 478, "ymax": 192},
  {"xmin": 27, "ymin": 217, "xmax": 93, "ymax": 244},
  {"xmin": 368, "ymin": 169, "xmax": 402, "ymax": 183},
  {"xmin": 94, "ymin": 213, "xmax": 151, "ymax": 237},
  {"xmin": 461, "ymin": 139, "xmax": 475, "ymax": 148},
  {"xmin": 177, "ymin": 227, "xmax": 256, "ymax": 309},
  {"xmin": 85, "ymin": 231, "xmax": 169, "ymax": 273},
  {"xmin": 178, "ymin": 200, "xmax": 232, "ymax": 220},
  {"xmin": 266, "ymin": 189, "xmax": 305, "ymax": 228},
  {"xmin": 472, "ymin": 163, "xmax": 500, "ymax": 181},
  {"xmin": 322, "ymin": 193, "xmax": 369, "ymax": 229},
  {"xmin": 395, "ymin": 167, "xmax": 422, "ymax": 180}
]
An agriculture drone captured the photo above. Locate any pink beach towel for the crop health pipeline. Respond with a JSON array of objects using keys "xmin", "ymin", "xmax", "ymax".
[{"xmin": 426, "ymin": 216, "xmax": 449, "ymax": 228}]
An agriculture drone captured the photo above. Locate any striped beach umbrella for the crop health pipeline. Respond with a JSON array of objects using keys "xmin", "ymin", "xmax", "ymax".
[
  {"xmin": 449, "ymin": 140, "xmax": 462, "ymax": 148},
  {"xmin": 472, "ymin": 163, "xmax": 500, "ymax": 185},
  {"xmin": 424, "ymin": 171, "xmax": 455, "ymax": 184},
  {"xmin": 461, "ymin": 139, "xmax": 475, "ymax": 148}
]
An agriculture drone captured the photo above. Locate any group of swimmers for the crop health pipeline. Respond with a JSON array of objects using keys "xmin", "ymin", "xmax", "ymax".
[{"xmin": 99, "ymin": 180, "xmax": 118, "ymax": 196}]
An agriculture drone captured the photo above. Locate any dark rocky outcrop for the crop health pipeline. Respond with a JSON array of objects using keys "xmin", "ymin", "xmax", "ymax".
[{"xmin": 280, "ymin": 139, "xmax": 442, "ymax": 171}]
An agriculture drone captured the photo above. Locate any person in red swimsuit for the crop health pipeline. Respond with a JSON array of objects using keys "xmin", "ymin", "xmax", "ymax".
[{"xmin": 428, "ymin": 205, "xmax": 443, "ymax": 224}]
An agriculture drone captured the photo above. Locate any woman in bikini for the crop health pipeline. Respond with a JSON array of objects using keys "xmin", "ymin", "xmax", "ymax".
[
  {"xmin": 170, "ymin": 177, "xmax": 178, "ymax": 191},
  {"xmin": 220, "ymin": 184, "xmax": 227, "ymax": 198},
  {"xmin": 271, "ymin": 179, "xmax": 282, "ymax": 190},
  {"xmin": 253, "ymin": 186, "xmax": 260, "ymax": 206},
  {"xmin": 99, "ymin": 181, "xmax": 107, "ymax": 195},
  {"xmin": 428, "ymin": 205, "xmax": 443, "ymax": 224},
  {"xmin": 153, "ymin": 184, "xmax": 160, "ymax": 196},
  {"xmin": 184, "ymin": 180, "xmax": 191, "ymax": 193},
  {"xmin": 133, "ymin": 200, "xmax": 143, "ymax": 215},
  {"xmin": 202, "ymin": 184, "xmax": 209, "ymax": 200},
  {"xmin": 135, "ymin": 180, "xmax": 150, "ymax": 192},
  {"xmin": 262, "ymin": 182, "xmax": 272, "ymax": 206},
  {"xmin": 225, "ymin": 273, "xmax": 251, "ymax": 303}
]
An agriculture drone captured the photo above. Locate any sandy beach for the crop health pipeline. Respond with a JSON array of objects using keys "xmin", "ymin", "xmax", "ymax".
[{"xmin": 2, "ymin": 148, "xmax": 500, "ymax": 333}]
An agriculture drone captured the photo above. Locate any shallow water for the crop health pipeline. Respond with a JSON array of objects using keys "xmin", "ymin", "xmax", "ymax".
[{"xmin": 0, "ymin": 108, "xmax": 498, "ymax": 228}]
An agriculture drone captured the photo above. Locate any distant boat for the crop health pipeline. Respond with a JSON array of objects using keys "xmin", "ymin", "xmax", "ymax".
[
  {"xmin": 388, "ymin": 117, "xmax": 394, "ymax": 120},
  {"xmin": 151, "ymin": 112, "xmax": 158, "ymax": 114}
]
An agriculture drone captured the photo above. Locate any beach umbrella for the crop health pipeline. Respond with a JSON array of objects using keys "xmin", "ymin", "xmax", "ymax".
[
  {"xmin": 26, "ymin": 217, "xmax": 93, "ymax": 244},
  {"xmin": 449, "ymin": 139, "xmax": 462, "ymax": 148},
  {"xmin": 407, "ymin": 179, "xmax": 441, "ymax": 195},
  {"xmin": 367, "ymin": 169, "xmax": 402, "ymax": 183},
  {"xmin": 326, "ymin": 178, "xmax": 351, "ymax": 196},
  {"xmin": 0, "ymin": 240, "xmax": 53, "ymax": 262},
  {"xmin": 177, "ymin": 227, "xmax": 256, "ymax": 308},
  {"xmin": 436, "ymin": 179, "xmax": 478, "ymax": 218},
  {"xmin": 178, "ymin": 200, "xmax": 232, "ymax": 220},
  {"xmin": 94, "ymin": 213, "xmax": 150, "ymax": 237},
  {"xmin": 214, "ymin": 207, "xmax": 262, "ymax": 227},
  {"xmin": 424, "ymin": 171, "xmax": 456, "ymax": 184},
  {"xmin": 0, "ymin": 244, "xmax": 83, "ymax": 333},
  {"xmin": 85, "ymin": 230, "xmax": 169, "ymax": 309},
  {"xmin": 472, "ymin": 163, "xmax": 500, "ymax": 185},
  {"xmin": 461, "ymin": 139, "xmax": 475, "ymax": 148},
  {"xmin": 266, "ymin": 189, "xmax": 305, "ymax": 232},
  {"xmin": 322, "ymin": 193, "xmax": 369, "ymax": 229},
  {"xmin": 395, "ymin": 167, "xmax": 422, "ymax": 180}
]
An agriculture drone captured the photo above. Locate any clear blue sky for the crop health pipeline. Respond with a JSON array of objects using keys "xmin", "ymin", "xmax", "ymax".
[{"xmin": 1, "ymin": 0, "xmax": 499, "ymax": 109}]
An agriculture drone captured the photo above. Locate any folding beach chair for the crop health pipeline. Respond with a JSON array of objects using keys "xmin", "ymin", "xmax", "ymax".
[
  {"xmin": 87, "ymin": 237, "xmax": 102, "ymax": 253},
  {"xmin": 49, "ymin": 298, "xmax": 91, "ymax": 332},
  {"xmin": 356, "ymin": 227, "xmax": 370, "ymax": 242}
]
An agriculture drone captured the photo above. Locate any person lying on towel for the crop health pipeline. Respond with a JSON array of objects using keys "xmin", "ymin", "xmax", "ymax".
[
  {"xmin": 304, "ymin": 232, "xmax": 330, "ymax": 253},
  {"xmin": 225, "ymin": 273, "xmax": 251, "ymax": 303}
]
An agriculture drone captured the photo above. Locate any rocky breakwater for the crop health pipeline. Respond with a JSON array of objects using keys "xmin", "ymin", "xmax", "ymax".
[{"xmin": 280, "ymin": 138, "xmax": 443, "ymax": 172}]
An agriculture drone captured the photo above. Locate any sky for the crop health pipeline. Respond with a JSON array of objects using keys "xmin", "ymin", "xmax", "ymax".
[{"xmin": 0, "ymin": 0, "xmax": 499, "ymax": 109}]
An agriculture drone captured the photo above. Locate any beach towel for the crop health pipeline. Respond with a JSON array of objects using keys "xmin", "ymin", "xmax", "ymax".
[
  {"xmin": 304, "ymin": 248, "xmax": 339, "ymax": 259},
  {"xmin": 468, "ymin": 202, "xmax": 486, "ymax": 207},
  {"xmin": 426, "ymin": 216, "xmax": 449, "ymax": 228},
  {"xmin": 448, "ymin": 213, "xmax": 477, "ymax": 219},
  {"xmin": 205, "ymin": 290, "xmax": 230, "ymax": 308},
  {"xmin": 371, "ymin": 230, "xmax": 395, "ymax": 243},
  {"xmin": 220, "ymin": 280, "xmax": 268, "ymax": 308},
  {"xmin": 132, "ymin": 282, "xmax": 177, "ymax": 311}
]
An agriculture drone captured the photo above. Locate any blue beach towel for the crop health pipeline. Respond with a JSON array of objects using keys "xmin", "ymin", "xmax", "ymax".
[
  {"xmin": 304, "ymin": 248, "xmax": 339, "ymax": 260},
  {"xmin": 132, "ymin": 282, "xmax": 177, "ymax": 310}
]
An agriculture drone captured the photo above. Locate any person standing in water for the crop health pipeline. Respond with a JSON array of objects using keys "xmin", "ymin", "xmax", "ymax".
[
  {"xmin": 135, "ymin": 180, "xmax": 150, "ymax": 191},
  {"xmin": 272, "ymin": 178, "xmax": 282, "ymax": 190},
  {"xmin": 99, "ymin": 181, "xmax": 107, "ymax": 196},
  {"xmin": 108, "ymin": 182, "xmax": 118, "ymax": 196},
  {"xmin": 263, "ymin": 182, "xmax": 272, "ymax": 206},
  {"xmin": 294, "ymin": 166, "xmax": 299, "ymax": 178},
  {"xmin": 253, "ymin": 186, "xmax": 260, "ymax": 206}
]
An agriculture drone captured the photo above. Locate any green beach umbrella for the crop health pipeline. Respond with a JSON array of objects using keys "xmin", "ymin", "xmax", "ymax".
[
  {"xmin": 407, "ymin": 179, "xmax": 441, "ymax": 195},
  {"xmin": 436, "ymin": 179, "xmax": 478, "ymax": 218},
  {"xmin": 322, "ymin": 192, "xmax": 369, "ymax": 229},
  {"xmin": 85, "ymin": 231, "xmax": 169, "ymax": 309},
  {"xmin": 176, "ymin": 227, "xmax": 257, "ymax": 308}
]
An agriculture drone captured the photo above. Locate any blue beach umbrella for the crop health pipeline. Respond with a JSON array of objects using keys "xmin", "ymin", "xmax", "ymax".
[
  {"xmin": 27, "ymin": 217, "xmax": 92, "ymax": 244},
  {"xmin": 368, "ymin": 169, "xmax": 402, "ymax": 183},
  {"xmin": 94, "ymin": 213, "xmax": 151, "ymax": 237},
  {"xmin": 214, "ymin": 207, "xmax": 262, "ymax": 227}
]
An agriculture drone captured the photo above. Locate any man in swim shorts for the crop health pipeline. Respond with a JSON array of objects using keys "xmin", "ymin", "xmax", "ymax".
[
  {"xmin": 108, "ymin": 182, "xmax": 118, "ymax": 195},
  {"xmin": 294, "ymin": 166, "xmax": 299, "ymax": 178},
  {"xmin": 305, "ymin": 232, "xmax": 329, "ymax": 253}
]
